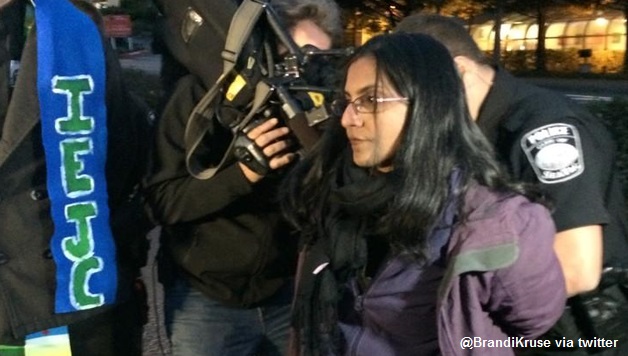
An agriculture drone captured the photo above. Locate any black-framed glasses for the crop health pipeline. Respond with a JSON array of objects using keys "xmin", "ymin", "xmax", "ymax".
[{"xmin": 331, "ymin": 94, "xmax": 408, "ymax": 116}]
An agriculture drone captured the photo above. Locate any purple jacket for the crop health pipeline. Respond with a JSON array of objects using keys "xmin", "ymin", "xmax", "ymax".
[{"xmin": 336, "ymin": 185, "xmax": 566, "ymax": 356}]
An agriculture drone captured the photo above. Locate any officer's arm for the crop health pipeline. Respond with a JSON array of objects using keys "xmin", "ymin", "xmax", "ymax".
[{"xmin": 553, "ymin": 225, "xmax": 603, "ymax": 296}]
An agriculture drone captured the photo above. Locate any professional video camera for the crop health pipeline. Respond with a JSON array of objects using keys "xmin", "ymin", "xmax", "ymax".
[
  {"xmin": 181, "ymin": 0, "xmax": 352, "ymax": 179},
  {"xmin": 220, "ymin": 46, "xmax": 351, "ymax": 175}
]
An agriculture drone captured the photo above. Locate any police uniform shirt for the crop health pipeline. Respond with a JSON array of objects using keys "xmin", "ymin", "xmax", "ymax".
[{"xmin": 476, "ymin": 68, "xmax": 628, "ymax": 265}]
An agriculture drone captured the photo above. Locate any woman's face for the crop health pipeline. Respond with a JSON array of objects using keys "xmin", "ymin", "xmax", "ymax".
[{"xmin": 340, "ymin": 56, "xmax": 408, "ymax": 172}]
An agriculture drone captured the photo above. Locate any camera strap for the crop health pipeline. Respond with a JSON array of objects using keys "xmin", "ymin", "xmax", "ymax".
[
  {"xmin": 184, "ymin": 0, "xmax": 326, "ymax": 180},
  {"xmin": 184, "ymin": 0, "xmax": 267, "ymax": 179}
]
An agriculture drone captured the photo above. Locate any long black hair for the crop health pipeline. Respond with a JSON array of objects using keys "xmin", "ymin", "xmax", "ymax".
[{"xmin": 282, "ymin": 33, "xmax": 533, "ymax": 259}]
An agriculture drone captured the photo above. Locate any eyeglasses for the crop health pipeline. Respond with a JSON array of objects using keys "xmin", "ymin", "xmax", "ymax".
[{"xmin": 331, "ymin": 94, "xmax": 408, "ymax": 116}]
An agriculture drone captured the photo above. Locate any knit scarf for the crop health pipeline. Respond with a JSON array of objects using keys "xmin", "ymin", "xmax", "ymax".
[
  {"xmin": 293, "ymin": 151, "xmax": 462, "ymax": 355},
  {"xmin": 36, "ymin": 0, "xmax": 117, "ymax": 313},
  {"xmin": 293, "ymin": 152, "xmax": 396, "ymax": 355}
]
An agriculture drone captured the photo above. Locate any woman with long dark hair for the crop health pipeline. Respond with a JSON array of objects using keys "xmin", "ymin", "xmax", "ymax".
[{"xmin": 282, "ymin": 33, "xmax": 567, "ymax": 356}]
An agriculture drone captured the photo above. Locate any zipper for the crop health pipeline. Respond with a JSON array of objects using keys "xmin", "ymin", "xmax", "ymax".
[{"xmin": 348, "ymin": 258, "xmax": 396, "ymax": 356}]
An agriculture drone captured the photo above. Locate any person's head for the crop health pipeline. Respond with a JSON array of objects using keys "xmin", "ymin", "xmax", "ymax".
[
  {"xmin": 335, "ymin": 32, "xmax": 494, "ymax": 179},
  {"xmin": 283, "ymin": 32, "xmax": 511, "ymax": 259},
  {"xmin": 271, "ymin": 0, "xmax": 342, "ymax": 50},
  {"xmin": 336, "ymin": 32, "xmax": 470, "ymax": 173},
  {"xmin": 395, "ymin": 14, "xmax": 495, "ymax": 120},
  {"xmin": 395, "ymin": 14, "xmax": 488, "ymax": 65}
]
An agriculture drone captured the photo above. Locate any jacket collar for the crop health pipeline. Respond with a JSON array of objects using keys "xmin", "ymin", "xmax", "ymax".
[
  {"xmin": 0, "ymin": 0, "xmax": 16, "ymax": 9},
  {"xmin": 0, "ymin": 27, "xmax": 39, "ymax": 167}
]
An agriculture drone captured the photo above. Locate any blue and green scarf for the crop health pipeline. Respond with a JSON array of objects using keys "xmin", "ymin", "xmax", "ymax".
[{"xmin": 35, "ymin": 0, "xmax": 117, "ymax": 313}]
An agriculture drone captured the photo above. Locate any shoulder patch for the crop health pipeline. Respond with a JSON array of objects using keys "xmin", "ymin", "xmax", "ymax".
[{"xmin": 520, "ymin": 123, "xmax": 584, "ymax": 184}]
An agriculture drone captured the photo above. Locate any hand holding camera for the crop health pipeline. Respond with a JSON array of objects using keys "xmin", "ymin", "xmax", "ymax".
[
  {"xmin": 237, "ymin": 118, "xmax": 296, "ymax": 183},
  {"xmin": 183, "ymin": 0, "xmax": 350, "ymax": 180}
]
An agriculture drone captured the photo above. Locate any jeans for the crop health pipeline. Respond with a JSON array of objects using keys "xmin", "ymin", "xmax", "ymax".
[{"xmin": 164, "ymin": 276, "xmax": 292, "ymax": 356}]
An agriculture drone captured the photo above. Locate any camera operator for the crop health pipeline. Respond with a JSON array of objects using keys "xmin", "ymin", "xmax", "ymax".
[{"xmin": 143, "ymin": 0, "xmax": 342, "ymax": 355}]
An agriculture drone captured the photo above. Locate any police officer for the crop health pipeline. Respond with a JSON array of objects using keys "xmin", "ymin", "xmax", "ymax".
[{"xmin": 396, "ymin": 14, "xmax": 628, "ymax": 355}]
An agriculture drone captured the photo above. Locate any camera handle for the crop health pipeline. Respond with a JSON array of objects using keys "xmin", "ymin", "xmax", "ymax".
[
  {"xmin": 232, "ymin": 82, "xmax": 319, "ymax": 176},
  {"xmin": 233, "ymin": 134, "xmax": 270, "ymax": 176}
]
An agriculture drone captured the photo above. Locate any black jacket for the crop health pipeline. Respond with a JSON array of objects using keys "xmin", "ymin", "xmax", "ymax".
[
  {"xmin": 144, "ymin": 74, "xmax": 297, "ymax": 307},
  {"xmin": 0, "ymin": 3, "xmax": 150, "ymax": 343}
]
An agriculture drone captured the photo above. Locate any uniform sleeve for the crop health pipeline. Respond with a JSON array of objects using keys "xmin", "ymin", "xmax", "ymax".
[
  {"xmin": 489, "ymin": 201, "xmax": 567, "ymax": 339},
  {"xmin": 514, "ymin": 114, "xmax": 613, "ymax": 232},
  {"xmin": 143, "ymin": 75, "xmax": 254, "ymax": 224}
]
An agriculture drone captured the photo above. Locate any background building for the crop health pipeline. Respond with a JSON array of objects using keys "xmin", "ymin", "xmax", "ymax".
[
  {"xmin": 472, "ymin": 10, "xmax": 626, "ymax": 53},
  {"xmin": 470, "ymin": 10, "xmax": 626, "ymax": 73}
]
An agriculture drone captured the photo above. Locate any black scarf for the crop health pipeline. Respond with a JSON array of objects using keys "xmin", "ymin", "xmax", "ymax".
[{"xmin": 293, "ymin": 151, "xmax": 397, "ymax": 356}]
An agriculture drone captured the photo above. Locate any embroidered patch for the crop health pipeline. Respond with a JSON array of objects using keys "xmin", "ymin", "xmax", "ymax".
[{"xmin": 520, "ymin": 123, "xmax": 584, "ymax": 184}]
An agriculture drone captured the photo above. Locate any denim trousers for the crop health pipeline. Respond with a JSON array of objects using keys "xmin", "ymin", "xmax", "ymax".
[{"xmin": 164, "ymin": 276, "xmax": 292, "ymax": 356}]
